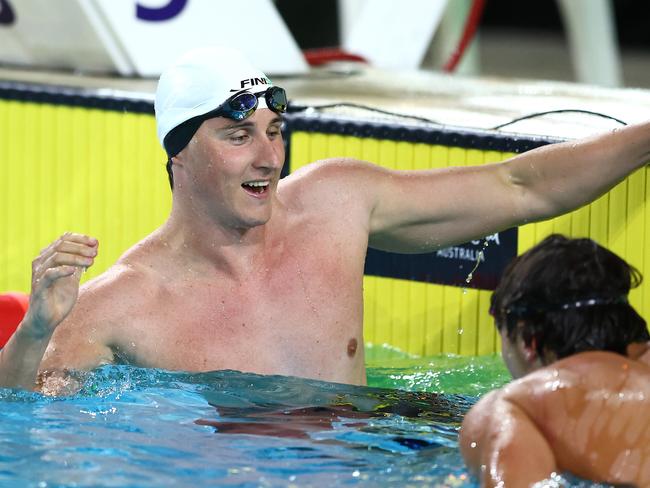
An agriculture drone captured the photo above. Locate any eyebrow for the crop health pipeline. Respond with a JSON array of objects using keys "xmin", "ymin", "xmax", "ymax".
[
  {"xmin": 220, "ymin": 121, "xmax": 256, "ymax": 131},
  {"xmin": 220, "ymin": 116, "xmax": 284, "ymax": 132}
]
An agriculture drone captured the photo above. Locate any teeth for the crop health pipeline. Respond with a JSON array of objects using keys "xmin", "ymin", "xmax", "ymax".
[{"xmin": 244, "ymin": 181, "xmax": 269, "ymax": 187}]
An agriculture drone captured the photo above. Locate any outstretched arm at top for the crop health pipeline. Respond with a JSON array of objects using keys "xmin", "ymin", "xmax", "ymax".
[
  {"xmin": 0, "ymin": 233, "xmax": 99, "ymax": 390},
  {"xmin": 460, "ymin": 391, "xmax": 557, "ymax": 487},
  {"xmin": 363, "ymin": 121, "xmax": 650, "ymax": 251}
]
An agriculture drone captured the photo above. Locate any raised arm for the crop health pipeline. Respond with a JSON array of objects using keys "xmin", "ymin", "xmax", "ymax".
[
  {"xmin": 0, "ymin": 233, "xmax": 99, "ymax": 390},
  {"xmin": 460, "ymin": 391, "xmax": 557, "ymax": 487},
  {"xmin": 367, "ymin": 121, "xmax": 650, "ymax": 252}
]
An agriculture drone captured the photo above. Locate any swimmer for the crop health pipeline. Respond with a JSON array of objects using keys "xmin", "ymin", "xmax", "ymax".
[
  {"xmin": 460, "ymin": 235, "xmax": 650, "ymax": 487},
  {"xmin": 1, "ymin": 46, "xmax": 649, "ymax": 393}
]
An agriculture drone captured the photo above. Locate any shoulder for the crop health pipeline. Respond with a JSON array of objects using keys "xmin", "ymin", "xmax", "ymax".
[
  {"xmin": 57, "ymin": 257, "xmax": 158, "ymax": 337},
  {"xmin": 80, "ymin": 233, "xmax": 172, "ymax": 308},
  {"xmin": 460, "ymin": 389, "xmax": 514, "ymax": 465},
  {"xmin": 81, "ymin": 261, "xmax": 153, "ymax": 307},
  {"xmin": 284, "ymin": 156, "xmax": 392, "ymax": 186},
  {"xmin": 460, "ymin": 389, "xmax": 502, "ymax": 446},
  {"xmin": 40, "ymin": 238, "xmax": 170, "ymax": 372},
  {"xmin": 555, "ymin": 351, "xmax": 650, "ymax": 389},
  {"xmin": 42, "ymin": 260, "xmax": 156, "ymax": 366},
  {"xmin": 279, "ymin": 158, "xmax": 391, "ymax": 210},
  {"xmin": 462, "ymin": 389, "xmax": 500, "ymax": 423},
  {"xmin": 540, "ymin": 351, "xmax": 646, "ymax": 380},
  {"xmin": 497, "ymin": 352, "xmax": 637, "ymax": 420}
]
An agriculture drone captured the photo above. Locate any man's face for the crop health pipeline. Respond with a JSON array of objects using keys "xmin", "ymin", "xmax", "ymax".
[{"xmin": 174, "ymin": 108, "xmax": 285, "ymax": 228}]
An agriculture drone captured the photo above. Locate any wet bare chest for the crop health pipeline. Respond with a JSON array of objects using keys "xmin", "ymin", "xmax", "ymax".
[{"xmin": 118, "ymin": 237, "xmax": 366, "ymax": 376}]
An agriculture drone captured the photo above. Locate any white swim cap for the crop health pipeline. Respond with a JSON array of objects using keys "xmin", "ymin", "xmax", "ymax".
[{"xmin": 155, "ymin": 46, "xmax": 273, "ymax": 156}]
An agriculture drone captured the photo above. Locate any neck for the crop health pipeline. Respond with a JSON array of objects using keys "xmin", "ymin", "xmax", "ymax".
[{"xmin": 156, "ymin": 201, "xmax": 280, "ymax": 276}]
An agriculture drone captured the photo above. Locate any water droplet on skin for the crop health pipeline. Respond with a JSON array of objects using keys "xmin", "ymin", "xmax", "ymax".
[{"xmin": 470, "ymin": 442, "xmax": 477, "ymax": 448}]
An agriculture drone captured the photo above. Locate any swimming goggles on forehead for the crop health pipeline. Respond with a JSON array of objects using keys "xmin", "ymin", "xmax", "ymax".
[
  {"xmin": 163, "ymin": 86, "xmax": 288, "ymax": 157},
  {"xmin": 218, "ymin": 86, "xmax": 288, "ymax": 120}
]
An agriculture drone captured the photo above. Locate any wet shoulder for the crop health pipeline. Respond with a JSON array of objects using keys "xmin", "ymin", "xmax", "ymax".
[
  {"xmin": 553, "ymin": 350, "xmax": 650, "ymax": 380},
  {"xmin": 73, "ymin": 233, "xmax": 173, "ymax": 319},
  {"xmin": 279, "ymin": 158, "xmax": 386, "ymax": 208},
  {"xmin": 87, "ymin": 233, "xmax": 174, "ymax": 300},
  {"xmin": 41, "ymin": 261, "xmax": 151, "ymax": 370},
  {"xmin": 68, "ymin": 261, "xmax": 153, "ymax": 326},
  {"xmin": 503, "ymin": 351, "xmax": 650, "ymax": 416}
]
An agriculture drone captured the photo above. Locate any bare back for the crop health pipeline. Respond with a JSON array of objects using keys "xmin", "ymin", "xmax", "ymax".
[
  {"xmin": 462, "ymin": 350, "xmax": 650, "ymax": 486},
  {"xmin": 40, "ymin": 161, "xmax": 373, "ymax": 385},
  {"xmin": 508, "ymin": 351, "xmax": 650, "ymax": 483}
]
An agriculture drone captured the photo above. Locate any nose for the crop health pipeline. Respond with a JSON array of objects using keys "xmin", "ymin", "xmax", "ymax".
[{"xmin": 253, "ymin": 134, "xmax": 284, "ymax": 171}]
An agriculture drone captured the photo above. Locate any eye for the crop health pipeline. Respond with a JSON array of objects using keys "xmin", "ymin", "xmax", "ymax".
[
  {"xmin": 229, "ymin": 132, "xmax": 250, "ymax": 144},
  {"xmin": 267, "ymin": 125, "xmax": 283, "ymax": 139}
]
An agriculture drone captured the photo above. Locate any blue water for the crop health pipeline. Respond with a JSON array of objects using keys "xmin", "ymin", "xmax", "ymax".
[{"xmin": 0, "ymin": 352, "xmax": 616, "ymax": 487}]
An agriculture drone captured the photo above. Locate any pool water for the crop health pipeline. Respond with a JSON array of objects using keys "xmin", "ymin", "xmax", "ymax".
[
  {"xmin": 364, "ymin": 344, "xmax": 510, "ymax": 395},
  {"xmin": 0, "ymin": 348, "xmax": 616, "ymax": 487}
]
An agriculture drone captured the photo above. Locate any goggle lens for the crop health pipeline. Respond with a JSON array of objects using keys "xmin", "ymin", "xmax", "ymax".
[
  {"xmin": 223, "ymin": 86, "xmax": 287, "ymax": 120},
  {"xmin": 265, "ymin": 86, "xmax": 288, "ymax": 113},
  {"xmin": 228, "ymin": 92, "xmax": 257, "ymax": 114}
]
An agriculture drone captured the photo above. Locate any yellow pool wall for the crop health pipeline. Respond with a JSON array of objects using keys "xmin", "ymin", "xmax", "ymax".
[{"xmin": 1, "ymin": 96, "xmax": 647, "ymax": 357}]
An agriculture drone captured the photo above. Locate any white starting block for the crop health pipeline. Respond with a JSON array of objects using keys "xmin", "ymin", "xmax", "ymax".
[
  {"xmin": 0, "ymin": 0, "xmax": 308, "ymax": 77},
  {"xmin": 0, "ymin": 0, "xmax": 129, "ymax": 73}
]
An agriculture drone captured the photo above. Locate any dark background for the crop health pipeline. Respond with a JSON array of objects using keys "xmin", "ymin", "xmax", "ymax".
[{"xmin": 276, "ymin": 0, "xmax": 650, "ymax": 50}]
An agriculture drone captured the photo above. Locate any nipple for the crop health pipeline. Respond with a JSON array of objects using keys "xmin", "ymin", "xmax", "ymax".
[{"xmin": 347, "ymin": 338, "xmax": 358, "ymax": 357}]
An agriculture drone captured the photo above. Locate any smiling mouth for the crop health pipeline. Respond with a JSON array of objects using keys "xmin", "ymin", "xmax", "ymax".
[{"xmin": 242, "ymin": 180, "xmax": 270, "ymax": 196}]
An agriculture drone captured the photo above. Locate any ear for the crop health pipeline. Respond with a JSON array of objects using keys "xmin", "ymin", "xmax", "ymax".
[
  {"xmin": 171, "ymin": 154, "xmax": 184, "ymax": 166},
  {"xmin": 523, "ymin": 336, "xmax": 538, "ymax": 363}
]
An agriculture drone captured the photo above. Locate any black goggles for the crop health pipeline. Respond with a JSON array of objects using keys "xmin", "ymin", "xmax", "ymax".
[
  {"xmin": 164, "ymin": 86, "xmax": 287, "ymax": 157},
  {"xmin": 217, "ymin": 85, "xmax": 287, "ymax": 120}
]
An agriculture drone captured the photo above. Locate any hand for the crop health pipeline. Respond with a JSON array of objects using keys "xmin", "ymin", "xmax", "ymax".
[{"xmin": 24, "ymin": 233, "xmax": 98, "ymax": 338}]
